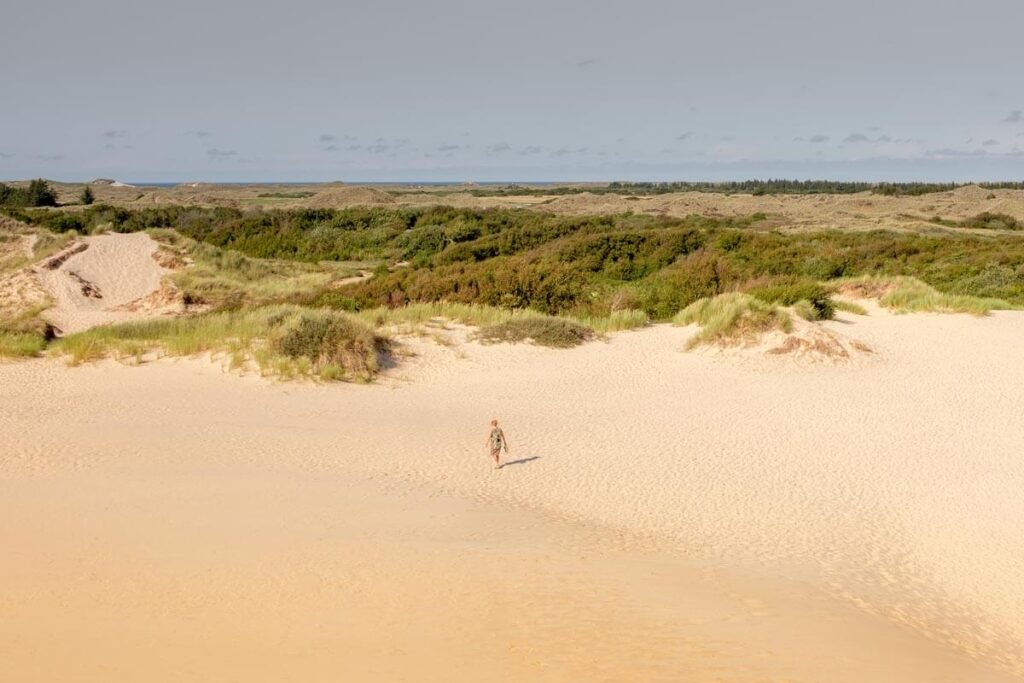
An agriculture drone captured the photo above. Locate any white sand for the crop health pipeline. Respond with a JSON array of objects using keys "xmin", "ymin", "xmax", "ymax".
[
  {"xmin": 37, "ymin": 232, "xmax": 177, "ymax": 334},
  {"xmin": 2, "ymin": 307, "xmax": 1024, "ymax": 680}
]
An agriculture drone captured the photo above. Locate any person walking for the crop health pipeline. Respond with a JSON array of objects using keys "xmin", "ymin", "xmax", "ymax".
[{"xmin": 486, "ymin": 419, "xmax": 509, "ymax": 469}]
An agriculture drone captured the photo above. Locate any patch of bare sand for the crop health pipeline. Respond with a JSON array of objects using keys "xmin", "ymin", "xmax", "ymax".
[
  {"xmin": 36, "ymin": 232, "xmax": 183, "ymax": 334},
  {"xmin": 2, "ymin": 307, "xmax": 1024, "ymax": 680}
]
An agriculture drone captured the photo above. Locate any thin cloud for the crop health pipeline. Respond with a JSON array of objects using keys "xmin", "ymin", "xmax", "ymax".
[
  {"xmin": 982, "ymin": 139, "xmax": 999, "ymax": 147},
  {"xmin": 876, "ymin": 135, "xmax": 892, "ymax": 143},
  {"xmin": 207, "ymin": 148, "xmax": 237, "ymax": 158},
  {"xmin": 809, "ymin": 134, "xmax": 830, "ymax": 143},
  {"xmin": 575, "ymin": 58, "xmax": 598, "ymax": 69},
  {"xmin": 438, "ymin": 143, "xmax": 460, "ymax": 152},
  {"xmin": 186, "ymin": 130, "xmax": 213, "ymax": 138},
  {"xmin": 719, "ymin": 135, "xmax": 735, "ymax": 142},
  {"xmin": 103, "ymin": 129, "xmax": 127, "ymax": 139},
  {"xmin": 319, "ymin": 134, "xmax": 336, "ymax": 142},
  {"xmin": 34, "ymin": 154, "xmax": 64, "ymax": 161},
  {"xmin": 322, "ymin": 145, "xmax": 340, "ymax": 152},
  {"xmin": 550, "ymin": 146, "xmax": 572, "ymax": 157},
  {"xmin": 1001, "ymin": 109, "xmax": 1022, "ymax": 123},
  {"xmin": 520, "ymin": 145, "xmax": 544, "ymax": 155},
  {"xmin": 675, "ymin": 132, "xmax": 694, "ymax": 141},
  {"xmin": 924, "ymin": 148, "xmax": 987, "ymax": 157},
  {"xmin": 0, "ymin": 152, "xmax": 14, "ymax": 159},
  {"xmin": 844, "ymin": 133, "xmax": 870, "ymax": 143},
  {"xmin": 485, "ymin": 142, "xmax": 511, "ymax": 154}
]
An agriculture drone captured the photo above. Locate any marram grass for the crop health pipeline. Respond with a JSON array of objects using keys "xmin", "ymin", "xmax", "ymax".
[
  {"xmin": 836, "ymin": 275, "xmax": 1014, "ymax": 316},
  {"xmin": 54, "ymin": 305, "xmax": 386, "ymax": 382},
  {"xmin": 673, "ymin": 293, "xmax": 792, "ymax": 349}
]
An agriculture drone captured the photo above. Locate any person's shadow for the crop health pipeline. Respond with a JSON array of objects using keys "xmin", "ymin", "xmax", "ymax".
[{"xmin": 501, "ymin": 456, "xmax": 540, "ymax": 468}]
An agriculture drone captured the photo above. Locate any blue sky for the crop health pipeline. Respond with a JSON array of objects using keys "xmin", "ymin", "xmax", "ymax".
[{"xmin": 1, "ymin": 0, "xmax": 1022, "ymax": 182}]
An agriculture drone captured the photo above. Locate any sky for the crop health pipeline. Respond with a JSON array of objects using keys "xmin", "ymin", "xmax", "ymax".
[{"xmin": 1, "ymin": 0, "xmax": 1022, "ymax": 183}]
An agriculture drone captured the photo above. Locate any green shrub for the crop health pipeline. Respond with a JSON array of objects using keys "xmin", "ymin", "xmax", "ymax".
[
  {"xmin": 80, "ymin": 186, "xmax": 95, "ymax": 206},
  {"xmin": 960, "ymin": 212, "xmax": 1020, "ymax": 231},
  {"xmin": 272, "ymin": 310, "xmax": 382, "ymax": 381},
  {"xmin": 746, "ymin": 278, "xmax": 835, "ymax": 320},
  {"xmin": 478, "ymin": 316, "xmax": 595, "ymax": 348}
]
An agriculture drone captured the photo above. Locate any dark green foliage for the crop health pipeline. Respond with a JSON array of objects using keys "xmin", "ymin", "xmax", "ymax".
[
  {"xmin": 477, "ymin": 316, "xmax": 595, "ymax": 348},
  {"xmin": 80, "ymin": 186, "xmax": 95, "ymax": 205},
  {"xmin": 0, "ymin": 179, "xmax": 58, "ymax": 207},
  {"xmin": 960, "ymin": 212, "xmax": 1020, "ymax": 231},
  {"xmin": 26, "ymin": 179, "xmax": 58, "ymax": 207},
  {"xmin": 746, "ymin": 277, "xmax": 835, "ymax": 320},
  {"xmin": 17, "ymin": 204, "xmax": 1024, "ymax": 318}
]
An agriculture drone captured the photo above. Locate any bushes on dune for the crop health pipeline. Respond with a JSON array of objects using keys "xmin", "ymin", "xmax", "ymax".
[
  {"xmin": 960, "ymin": 212, "xmax": 1020, "ymax": 231},
  {"xmin": 272, "ymin": 310, "xmax": 382, "ymax": 380},
  {"xmin": 14, "ymin": 204, "xmax": 1024, "ymax": 320},
  {"xmin": 745, "ymin": 277, "xmax": 835, "ymax": 320}
]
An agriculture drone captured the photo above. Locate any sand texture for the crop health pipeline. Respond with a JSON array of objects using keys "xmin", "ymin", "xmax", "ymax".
[
  {"xmin": 2, "ymin": 306, "xmax": 1023, "ymax": 681},
  {"xmin": 35, "ymin": 232, "xmax": 181, "ymax": 334}
]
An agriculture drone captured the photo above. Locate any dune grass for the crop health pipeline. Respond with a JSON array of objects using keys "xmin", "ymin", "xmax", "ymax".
[
  {"xmin": 832, "ymin": 299, "xmax": 868, "ymax": 316},
  {"xmin": 0, "ymin": 330, "xmax": 47, "ymax": 358},
  {"xmin": 478, "ymin": 316, "xmax": 595, "ymax": 348},
  {"xmin": 54, "ymin": 305, "xmax": 387, "ymax": 382},
  {"xmin": 358, "ymin": 301, "xmax": 646, "ymax": 343},
  {"xmin": 835, "ymin": 276, "xmax": 1014, "ymax": 316},
  {"xmin": 0, "ymin": 305, "xmax": 53, "ymax": 359},
  {"xmin": 673, "ymin": 293, "xmax": 792, "ymax": 349}
]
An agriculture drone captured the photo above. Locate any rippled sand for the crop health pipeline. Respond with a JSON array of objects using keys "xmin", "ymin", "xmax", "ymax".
[{"xmin": 2, "ymin": 306, "xmax": 1023, "ymax": 681}]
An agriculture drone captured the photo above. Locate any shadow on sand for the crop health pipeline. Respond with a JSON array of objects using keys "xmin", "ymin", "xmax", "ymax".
[{"xmin": 501, "ymin": 456, "xmax": 541, "ymax": 468}]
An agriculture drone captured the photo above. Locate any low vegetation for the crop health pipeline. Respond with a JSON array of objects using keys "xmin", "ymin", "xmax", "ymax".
[
  {"xmin": 54, "ymin": 306, "xmax": 387, "ymax": 382},
  {"xmin": 477, "ymin": 315, "xmax": 595, "ymax": 348},
  {"xmin": 5, "ymin": 200, "xmax": 1022, "ymax": 367},
  {"xmin": 673, "ymin": 293, "xmax": 792, "ymax": 349},
  {"xmin": 0, "ymin": 306, "xmax": 53, "ymax": 359},
  {"xmin": 459, "ymin": 180, "xmax": 1024, "ymax": 198},
  {"xmin": 837, "ymin": 276, "xmax": 1013, "ymax": 316}
]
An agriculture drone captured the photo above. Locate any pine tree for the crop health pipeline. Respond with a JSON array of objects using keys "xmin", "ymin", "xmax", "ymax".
[{"xmin": 26, "ymin": 179, "xmax": 58, "ymax": 207}]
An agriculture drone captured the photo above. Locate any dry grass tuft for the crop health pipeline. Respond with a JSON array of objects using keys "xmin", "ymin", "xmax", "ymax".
[{"xmin": 673, "ymin": 293, "xmax": 792, "ymax": 349}]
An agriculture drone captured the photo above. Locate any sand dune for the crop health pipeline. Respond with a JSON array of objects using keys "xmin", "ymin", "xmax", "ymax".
[
  {"xmin": 36, "ymin": 232, "xmax": 181, "ymax": 334},
  {"xmin": 2, "ymin": 306, "xmax": 1023, "ymax": 680}
]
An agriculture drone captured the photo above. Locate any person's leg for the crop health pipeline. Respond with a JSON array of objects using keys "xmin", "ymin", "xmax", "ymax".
[{"xmin": 491, "ymin": 448, "xmax": 501, "ymax": 468}]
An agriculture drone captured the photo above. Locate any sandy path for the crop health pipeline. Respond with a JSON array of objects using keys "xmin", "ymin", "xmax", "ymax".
[
  {"xmin": 36, "ymin": 232, "xmax": 175, "ymax": 334},
  {"xmin": 2, "ymin": 308, "xmax": 1024, "ymax": 679}
]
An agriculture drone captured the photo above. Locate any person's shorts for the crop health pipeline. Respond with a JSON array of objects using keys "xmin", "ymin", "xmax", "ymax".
[{"xmin": 490, "ymin": 448, "xmax": 502, "ymax": 458}]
